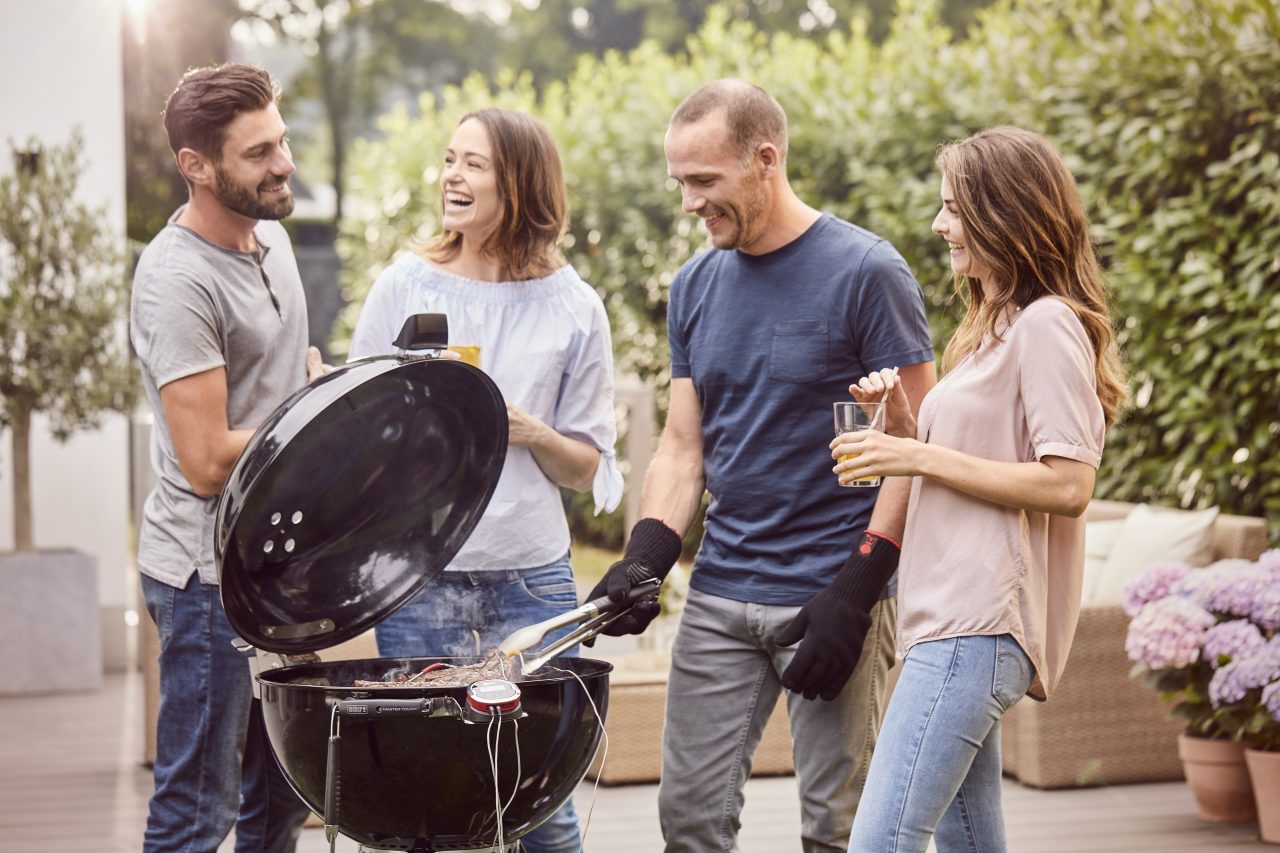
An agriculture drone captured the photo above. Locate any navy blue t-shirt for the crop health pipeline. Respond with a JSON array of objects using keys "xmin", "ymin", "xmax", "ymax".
[{"xmin": 668, "ymin": 213, "xmax": 935, "ymax": 606}]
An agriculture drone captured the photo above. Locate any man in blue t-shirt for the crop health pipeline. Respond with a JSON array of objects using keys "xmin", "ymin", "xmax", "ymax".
[{"xmin": 587, "ymin": 80, "xmax": 937, "ymax": 851}]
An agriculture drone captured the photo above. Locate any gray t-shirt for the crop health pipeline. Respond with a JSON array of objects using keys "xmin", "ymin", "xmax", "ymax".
[{"xmin": 130, "ymin": 211, "xmax": 308, "ymax": 587}]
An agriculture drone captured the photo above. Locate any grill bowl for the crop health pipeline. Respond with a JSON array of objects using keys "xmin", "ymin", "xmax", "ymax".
[{"xmin": 258, "ymin": 655, "xmax": 610, "ymax": 850}]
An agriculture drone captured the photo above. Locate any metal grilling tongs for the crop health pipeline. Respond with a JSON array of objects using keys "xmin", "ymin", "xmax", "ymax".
[{"xmin": 498, "ymin": 577, "xmax": 662, "ymax": 673}]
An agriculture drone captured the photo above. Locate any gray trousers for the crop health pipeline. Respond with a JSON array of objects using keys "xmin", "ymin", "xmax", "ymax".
[{"xmin": 658, "ymin": 587, "xmax": 897, "ymax": 853}]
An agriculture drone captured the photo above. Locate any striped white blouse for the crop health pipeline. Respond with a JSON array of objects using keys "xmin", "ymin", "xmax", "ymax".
[{"xmin": 348, "ymin": 252, "xmax": 624, "ymax": 571}]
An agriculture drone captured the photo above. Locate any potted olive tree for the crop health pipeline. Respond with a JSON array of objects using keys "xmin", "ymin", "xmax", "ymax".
[{"xmin": 0, "ymin": 129, "xmax": 135, "ymax": 693}]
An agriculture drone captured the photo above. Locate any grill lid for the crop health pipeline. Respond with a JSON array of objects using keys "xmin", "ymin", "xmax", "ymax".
[{"xmin": 215, "ymin": 316, "xmax": 508, "ymax": 653}]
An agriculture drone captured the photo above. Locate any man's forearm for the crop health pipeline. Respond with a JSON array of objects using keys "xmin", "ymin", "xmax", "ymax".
[
  {"xmin": 861, "ymin": 359, "xmax": 931, "ymax": 540},
  {"xmin": 588, "ymin": 439, "xmax": 698, "ymax": 635},
  {"xmin": 637, "ymin": 448, "xmax": 705, "ymax": 538},
  {"xmin": 867, "ymin": 476, "xmax": 912, "ymax": 542}
]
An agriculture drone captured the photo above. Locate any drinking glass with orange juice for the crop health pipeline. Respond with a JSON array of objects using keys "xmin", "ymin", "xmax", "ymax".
[
  {"xmin": 447, "ymin": 344, "xmax": 481, "ymax": 368},
  {"xmin": 832, "ymin": 401, "xmax": 885, "ymax": 488}
]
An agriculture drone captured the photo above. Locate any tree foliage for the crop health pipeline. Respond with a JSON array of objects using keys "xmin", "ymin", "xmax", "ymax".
[
  {"xmin": 122, "ymin": 0, "xmax": 239, "ymax": 243},
  {"xmin": 238, "ymin": 0, "xmax": 500, "ymax": 225},
  {"xmin": 498, "ymin": 0, "xmax": 992, "ymax": 82},
  {"xmin": 0, "ymin": 131, "xmax": 137, "ymax": 548},
  {"xmin": 336, "ymin": 0, "xmax": 1280, "ymax": 541}
]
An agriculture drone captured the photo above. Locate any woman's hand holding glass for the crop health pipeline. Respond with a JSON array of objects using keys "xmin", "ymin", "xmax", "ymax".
[
  {"xmin": 830, "ymin": 428, "xmax": 922, "ymax": 485},
  {"xmin": 833, "ymin": 368, "xmax": 922, "ymax": 485},
  {"xmin": 849, "ymin": 367, "xmax": 915, "ymax": 438}
]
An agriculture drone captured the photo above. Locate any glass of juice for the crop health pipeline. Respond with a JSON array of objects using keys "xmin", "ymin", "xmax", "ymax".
[
  {"xmin": 447, "ymin": 344, "xmax": 481, "ymax": 368},
  {"xmin": 832, "ymin": 401, "xmax": 885, "ymax": 488}
]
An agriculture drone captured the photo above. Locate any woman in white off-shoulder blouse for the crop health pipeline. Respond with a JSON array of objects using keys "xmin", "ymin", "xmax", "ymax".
[{"xmin": 348, "ymin": 108, "xmax": 621, "ymax": 853}]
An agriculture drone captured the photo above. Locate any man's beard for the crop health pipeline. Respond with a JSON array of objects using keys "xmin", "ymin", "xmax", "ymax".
[
  {"xmin": 716, "ymin": 172, "xmax": 767, "ymax": 251},
  {"xmin": 213, "ymin": 166, "xmax": 294, "ymax": 221}
]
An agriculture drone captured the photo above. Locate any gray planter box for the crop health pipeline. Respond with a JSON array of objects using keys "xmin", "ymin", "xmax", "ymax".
[{"xmin": 0, "ymin": 550, "xmax": 102, "ymax": 694}]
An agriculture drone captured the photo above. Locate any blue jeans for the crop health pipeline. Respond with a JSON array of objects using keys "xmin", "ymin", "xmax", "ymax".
[
  {"xmin": 374, "ymin": 557, "xmax": 583, "ymax": 853},
  {"xmin": 848, "ymin": 634, "xmax": 1033, "ymax": 853},
  {"xmin": 142, "ymin": 574, "xmax": 310, "ymax": 853}
]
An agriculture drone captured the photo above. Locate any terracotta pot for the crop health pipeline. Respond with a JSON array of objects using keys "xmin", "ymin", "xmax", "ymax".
[
  {"xmin": 1178, "ymin": 733, "xmax": 1257, "ymax": 822},
  {"xmin": 1245, "ymin": 748, "xmax": 1280, "ymax": 844}
]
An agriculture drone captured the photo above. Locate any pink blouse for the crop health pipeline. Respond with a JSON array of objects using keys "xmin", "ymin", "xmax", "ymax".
[{"xmin": 897, "ymin": 297, "xmax": 1106, "ymax": 700}]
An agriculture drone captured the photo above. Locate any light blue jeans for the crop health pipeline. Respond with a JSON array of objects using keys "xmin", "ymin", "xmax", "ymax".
[
  {"xmin": 141, "ymin": 574, "xmax": 309, "ymax": 853},
  {"xmin": 848, "ymin": 634, "xmax": 1033, "ymax": 853},
  {"xmin": 374, "ymin": 557, "xmax": 583, "ymax": 853}
]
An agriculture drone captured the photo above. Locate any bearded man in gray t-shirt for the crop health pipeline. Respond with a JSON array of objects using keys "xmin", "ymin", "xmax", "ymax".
[{"xmin": 130, "ymin": 63, "xmax": 327, "ymax": 853}]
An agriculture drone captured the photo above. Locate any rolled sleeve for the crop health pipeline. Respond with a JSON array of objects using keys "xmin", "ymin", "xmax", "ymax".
[
  {"xmin": 553, "ymin": 299, "xmax": 624, "ymax": 514},
  {"xmin": 1017, "ymin": 301, "xmax": 1106, "ymax": 469},
  {"xmin": 1034, "ymin": 440, "xmax": 1102, "ymax": 467}
]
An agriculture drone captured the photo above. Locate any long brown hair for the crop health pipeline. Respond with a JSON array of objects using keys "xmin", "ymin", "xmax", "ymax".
[
  {"xmin": 936, "ymin": 126, "xmax": 1127, "ymax": 426},
  {"xmin": 422, "ymin": 108, "xmax": 567, "ymax": 280}
]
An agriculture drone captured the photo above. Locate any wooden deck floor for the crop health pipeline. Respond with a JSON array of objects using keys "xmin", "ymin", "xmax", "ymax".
[{"xmin": 0, "ymin": 668, "xmax": 1270, "ymax": 853}]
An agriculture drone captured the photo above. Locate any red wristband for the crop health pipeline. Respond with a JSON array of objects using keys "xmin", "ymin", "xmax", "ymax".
[{"xmin": 861, "ymin": 530, "xmax": 901, "ymax": 553}]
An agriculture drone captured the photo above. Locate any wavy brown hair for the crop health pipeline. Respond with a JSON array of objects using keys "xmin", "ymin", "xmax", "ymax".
[
  {"xmin": 936, "ymin": 126, "xmax": 1127, "ymax": 426},
  {"xmin": 422, "ymin": 108, "xmax": 567, "ymax": 280},
  {"xmin": 163, "ymin": 64, "xmax": 278, "ymax": 162}
]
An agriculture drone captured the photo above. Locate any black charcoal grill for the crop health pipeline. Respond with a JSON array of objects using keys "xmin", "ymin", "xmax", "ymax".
[{"xmin": 215, "ymin": 315, "xmax": 618, "ymax": 852}]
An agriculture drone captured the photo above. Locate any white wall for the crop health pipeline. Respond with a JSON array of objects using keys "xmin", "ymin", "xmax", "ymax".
[{"xmin": 0, "ymin": 0, "xmax": 132, "ymax": 669}]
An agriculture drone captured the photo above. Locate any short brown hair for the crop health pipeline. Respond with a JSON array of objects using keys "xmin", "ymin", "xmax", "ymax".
[
  {"xmin": 670, "ymin": 79, "xmax": 789, "ymax": 163},
  {"xmin": 424, "ymin": 108, "xmax": 568, "ymax": 280},
  {"xmin": 162, "ymin": 63, "xmax": 278, "ymax": 161}
]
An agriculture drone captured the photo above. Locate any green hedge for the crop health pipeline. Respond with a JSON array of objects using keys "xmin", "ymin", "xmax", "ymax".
[{"xmin": 337, "ymin": 0, "xmax": 1280, "ymax": 543}]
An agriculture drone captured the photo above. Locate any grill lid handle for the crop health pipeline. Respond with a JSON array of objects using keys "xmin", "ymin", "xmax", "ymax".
[{"xmin": 393, "ymin": 313, "xmax": 449, "ymax": 351}]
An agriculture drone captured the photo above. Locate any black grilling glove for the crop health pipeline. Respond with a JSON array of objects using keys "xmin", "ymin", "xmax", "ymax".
[
  {"xmin": 587, "ymin": 518, "xmax": 683, "ymax": 637},
  {"xmin": 775, "ymin": 531, "xmax": 900, "ymax": 701}
]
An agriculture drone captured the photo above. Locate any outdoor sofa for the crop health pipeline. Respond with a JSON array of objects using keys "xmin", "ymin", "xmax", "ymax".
[{"xmin": 1000, "ymin": 499, "xmax": 1269, "ymax": 788}]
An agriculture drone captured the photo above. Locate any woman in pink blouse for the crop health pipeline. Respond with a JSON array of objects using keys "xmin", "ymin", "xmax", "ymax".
[{"xmin": 833, "ymin": 127, "xmax": 1128, "ymax": 851}]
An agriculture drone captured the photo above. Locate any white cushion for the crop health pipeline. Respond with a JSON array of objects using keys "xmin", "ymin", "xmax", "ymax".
[
  {"xmin": 1087, "ymin": 504, "xmax": 1219, "ymax": 607},
  {"xmin": 1081, "ymin": 518, "xmax": 1126, "ymax": 605}
]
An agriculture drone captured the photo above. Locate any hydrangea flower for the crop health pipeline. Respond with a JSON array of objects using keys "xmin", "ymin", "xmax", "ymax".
[
  {"xmin": 1253, "ymin": 583, "xmax": 1280, "ymax": 632},
  {"xmin": 1125, "ymin": 596, "xmax": 1215, "ymax": 670},
  {"xmin": 1203, "ymin": 619, "xmax": 1266, "ymax": 667},
  {"xmin": 1173, "ymin": 567, "xmax": 1215, "ymax": 606},
  {"xmin": 1123, "ymin": 562, "xmax": 1191, "ymax": 617},
  {"xmin": 1208, "ymin": 647, "xmax": 1280, "ymax": 706},
  {"xmin": 1128, "ymin": 549, "xmax": 1280, "ymax": 745},
  {"xmin": 1263, "ymin": 680, "xmax": 1280, "ymax": 722},
  {"xmin": 1177, "ymin": 559, "xmax": 1274, "ymax": 618}
]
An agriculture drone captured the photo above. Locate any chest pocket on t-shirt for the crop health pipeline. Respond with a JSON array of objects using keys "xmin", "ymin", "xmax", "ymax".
[{"xmin": 768, "ymin": 320, "xmax": 830, "ymax": 383}]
